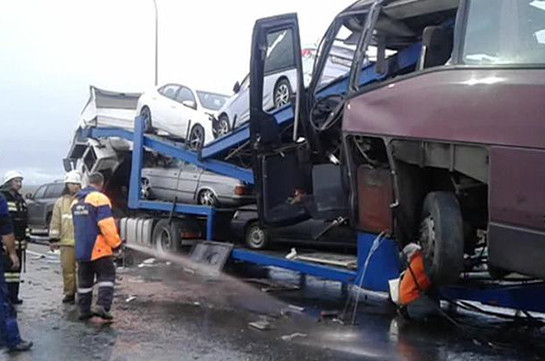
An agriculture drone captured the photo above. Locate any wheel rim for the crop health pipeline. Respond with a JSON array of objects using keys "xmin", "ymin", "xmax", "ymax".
[
  {"xmin": 157, "ymin": 229, "xmax": 172, "ymax": 252},
  {"xmin": 419, "ymin": 215, "xmax": 436, "ymax": 260},
  {"xmin": 141, "ymin": 178, "xmax": 151, "ymax": 199},
  {"xmin": 248, "ymin": 226, "xmax": 265, "ymax": 248},
  {"xmin": 189, "ymin": 126, "xmax": 204, "ymax": 150},
  {"xmin": 218, "ymin": 118, "xmax": 230, "ymax": 136},
  {"xmin": 275, "ymin": 83, "xmax": 290, "ymax": 107},
  {"xmin": 199, "ymin": 190, "xmax": 215, "ymax": 206}
]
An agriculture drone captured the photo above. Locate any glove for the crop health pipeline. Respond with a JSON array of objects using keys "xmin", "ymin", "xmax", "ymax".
[
  {"xmin": 402, "ymin": 243, "xmax": 421, "ymax": 262},
  {"xmin": 49, "ymin": 238, "xmax": 60, "ymax": 251}
]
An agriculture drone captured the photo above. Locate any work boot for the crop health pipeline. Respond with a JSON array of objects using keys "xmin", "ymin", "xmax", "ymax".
[
  {"xmin": 8, "ymin": 340, "xmax": 33, "ymax": 353},
  {"xmin": 78, "ymin": 310, "xmax": 94, "ymax": 321},
  {"xmin": 62, "ymin": 295, "xmax": 76, "ymax": 304},
  {"xmin": 93, "ymin": 305, "xmax": 113, "ymax": 320}
]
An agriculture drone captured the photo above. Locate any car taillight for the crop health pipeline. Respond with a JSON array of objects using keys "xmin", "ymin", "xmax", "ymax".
[{"xmin": 234, "ymin": 185, "xmax": 247, "ymax": 195}]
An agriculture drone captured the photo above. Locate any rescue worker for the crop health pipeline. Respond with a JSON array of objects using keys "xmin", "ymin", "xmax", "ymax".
[
  {"xmin": 0, "ymin": 191, "xmax": 32, "ymax": 352},
  {"xmin": 396, "ymin": 243, "xmax": 438, "ymax": 321},
  {"xmin": 72, "ymin": 172, "xmax": 121, "ymax": 320},
  {"xmin": 49, "ymin": 171, "xmax": 82, "ymax": 304},
  {"xmin": 0, "ymin": 171, "xmax": 28, "ymax": 304}
]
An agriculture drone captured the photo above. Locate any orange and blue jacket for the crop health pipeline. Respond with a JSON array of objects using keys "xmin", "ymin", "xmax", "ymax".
[{"xmin": 72, "ymin": 186, "xmax": 121, "ymax": 262}]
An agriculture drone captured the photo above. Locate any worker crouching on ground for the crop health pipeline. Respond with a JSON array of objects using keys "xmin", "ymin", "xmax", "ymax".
[
  {"xmin": 0, "ymin": 171, "xmax": 29, "ymax": 305},
  {"xmin": 0, "ymin": 191, "xmax": 32, "ymax": 352},
  {"xmin": 72, "ymin": 172, "xmax": 121, "ymax": 321},
  {"xmin": 49, "ymin": 171, "xmax": 82, "ymax": 304},
  {"xmin": 391, "ymin": 243, "xmax": 438, "ymax": 321}
]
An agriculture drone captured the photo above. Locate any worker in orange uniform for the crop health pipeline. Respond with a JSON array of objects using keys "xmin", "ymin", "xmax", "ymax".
[
  {"xmin": 72, "ymin": 173, "xmax": 121, "ymax": 321},
  {"xmin": 397, "ymin": 243, "xmax": 438, "ymax": 321}
]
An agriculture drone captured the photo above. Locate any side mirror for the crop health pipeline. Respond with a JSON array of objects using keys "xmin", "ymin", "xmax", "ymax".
[
  {"xmin": 25, "ymin": 193, "xmax": 33, "ymax": 200},
  {"xmin": 182, "ymin": 100, "xmax": 196, "ymax": 109},
  {"xmin": 232, "ymin": 81, "xmax": 241, "ymax": 94}
]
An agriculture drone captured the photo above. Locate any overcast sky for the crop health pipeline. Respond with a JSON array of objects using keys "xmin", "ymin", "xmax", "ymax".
[{"xmin": 0, "ymin": 0, "xmax": 353, "ymax": 185}]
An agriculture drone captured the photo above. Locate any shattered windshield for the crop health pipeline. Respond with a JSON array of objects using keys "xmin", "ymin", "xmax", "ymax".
[
  {"xmin": 315, "ymin": 24, "xmax": 359, "ymax": 89},
  {"xmin": 196, "ymin": 91, "xmax": 229, "ymax": 111},
  {"xmin": 463, "ymin": 0, "xmax": 545, "ymax": 65}
]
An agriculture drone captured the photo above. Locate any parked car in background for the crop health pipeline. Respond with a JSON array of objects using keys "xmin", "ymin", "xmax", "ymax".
[
  {"xmin": 141, "ymin": 160, "xmax": 253, "ymax": 207},
  {"xmin": 136, "ymin": 83, "xmax": 229, "ymax": 149},
  {"xmin": 27, "ymin": 181, "xmax": 65, "ymax": 234},
  {"xmin": 231, "ymin": 205, "xmax": 356, "ymax": 250}
]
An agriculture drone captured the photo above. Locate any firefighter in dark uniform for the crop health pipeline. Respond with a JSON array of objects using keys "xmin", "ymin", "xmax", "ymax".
[
  {"xmin": 0, "ymin": 190, "xmax": 33, "ymax": 352},
  {"xmin": 1, "ymin": 171, "xmax": 28, "ymax": 305}
]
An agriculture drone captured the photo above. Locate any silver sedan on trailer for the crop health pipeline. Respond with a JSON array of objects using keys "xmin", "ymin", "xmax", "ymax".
[{"xmin": 141, "ymin": 161, "xmax": 253, "ymax": 207}]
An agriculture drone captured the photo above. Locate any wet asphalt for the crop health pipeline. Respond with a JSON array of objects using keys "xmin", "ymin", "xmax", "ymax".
[{"xmin": 2, "ymin": 242, "xmax": 545, "ymax": 361}]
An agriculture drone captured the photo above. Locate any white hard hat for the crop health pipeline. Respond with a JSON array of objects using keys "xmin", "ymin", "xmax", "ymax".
[
  {"xmin": 64, "ymin": 170, "xmax": 82, "ymax": 185},
  {"xmin": 3, "ymin": 170, "xmax": 23, "ymax": 185}
]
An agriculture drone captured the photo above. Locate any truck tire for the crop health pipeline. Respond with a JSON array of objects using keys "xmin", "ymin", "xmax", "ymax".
[
  {"xmin": 418, "ymin": 191, "xmax": 464, "ymax": 284},
  {"xmin": 152, "ymin": 219, "xmax": 183, "ymax": 254},
  {"xmin": 245, "ymin": 222, "xmax": 268, "ymax": 250}
]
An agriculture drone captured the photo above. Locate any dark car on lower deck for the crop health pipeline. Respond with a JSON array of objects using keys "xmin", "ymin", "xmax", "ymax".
[{"xmin": 231, "ymin": 205, "xmax": 356, "ymax": 251}]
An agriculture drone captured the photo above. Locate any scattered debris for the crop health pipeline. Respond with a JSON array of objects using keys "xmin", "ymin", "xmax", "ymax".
[
  {"xmin": 285, "ymin": 248, "xmax": 357, "ymax": 269},
  {"xmin": 288, "ymin": 305, "xmax": 305, "ymax": 312},
  {"xmin": 280, "ymin": 333, "xmax": 307, "ymax": 341},
  {"xmin": 281, "ymin": 304, "xmax": 305, "ymax": 317},
  {"xmin": 249, "ymin": 320, "xmax": 272, "ymax": 331},
  {"xmin": 192, "ymin": 301, "xmax": 201, "ymax": 307},
  {"xmin": 286, "ymin": 248, "xmax": 297, "ymax": 260},
  {"xmin": 183, "ymin": 267, "xmax": 195, "ymax": 275},
  {"xmin": 166, "ymin": 261, "xmax": 172, "ymax": 266},
  {"xmin": 125, "ymin": 296, "xmax": 136, "ymax": 303},
  {"xmin": 261, "ymin": 284, "xmax": 300, "ymax": 293},
  {"xmin": 245, "ymin": 278, "xmax": 300, "ymax": 293},
  {"xmin": 320, "ymin": 310, "xmax": 339, "ymax": 320},
  {"xmin": 143, "ymin": 258, "xmax": 156, "ymax": 265}
]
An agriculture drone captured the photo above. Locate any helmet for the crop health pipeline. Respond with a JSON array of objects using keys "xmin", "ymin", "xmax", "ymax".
[
  {"xmin": 64, "ymin": 170, "xmax": 82, "ymax": 185},
  {"xmin": 3, "ymin": 170, "xmax": 23, "ymax": 185}
]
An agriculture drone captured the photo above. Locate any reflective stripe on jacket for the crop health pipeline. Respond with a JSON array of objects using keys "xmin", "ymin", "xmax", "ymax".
[
  {"xmin": 0, "ymin": 190, "xmax": 28, "ymax": 241},
  {"xmin": 0, "ymin": 194, "xmax": 14, "ymax": 236},
  {"xmin": 49, "ymin": 195, "xmax": 76, "ymax": 246},
  {"xmin": 399, "ymin": 251, "xmax": 432, "ymax": 306},
  {"xmin": 72, "ymin": 187, "xmax": 121, "ymax": 262}
]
